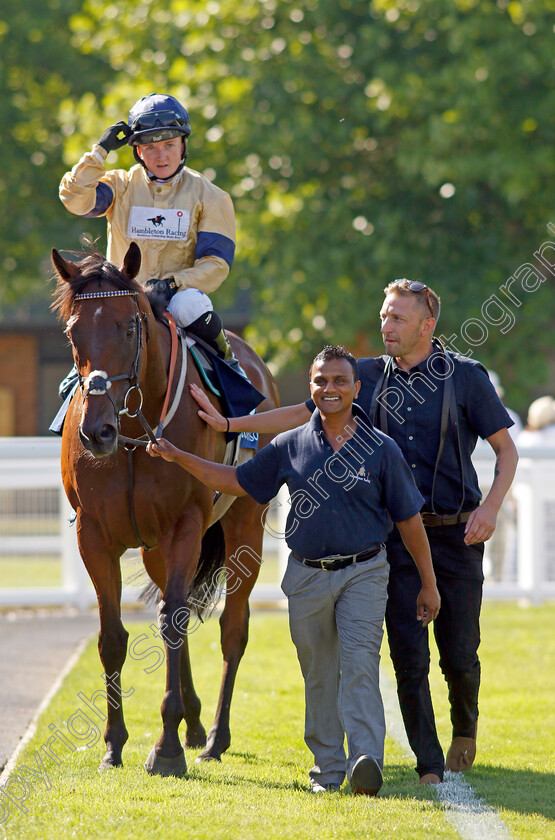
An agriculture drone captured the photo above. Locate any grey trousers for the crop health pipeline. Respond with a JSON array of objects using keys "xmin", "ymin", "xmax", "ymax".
[{"xmin": 281, "ymin": 549, "xmax": 389, "ymax": 788}]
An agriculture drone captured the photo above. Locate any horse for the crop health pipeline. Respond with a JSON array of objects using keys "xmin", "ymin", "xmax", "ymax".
[{"xmin": 51, "ymin": 242, "xmax": 280, "ymax": 777}]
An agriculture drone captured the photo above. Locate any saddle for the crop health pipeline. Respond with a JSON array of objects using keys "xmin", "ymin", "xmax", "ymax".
[{"xmin": 187, "ymin": 341, "xmax": 263, "ymax": 451}]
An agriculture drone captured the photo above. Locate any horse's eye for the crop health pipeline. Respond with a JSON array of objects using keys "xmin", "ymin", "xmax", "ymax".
[{"xmin": 126, "ymin": 322, "xmax": 136, "ymax": 338}]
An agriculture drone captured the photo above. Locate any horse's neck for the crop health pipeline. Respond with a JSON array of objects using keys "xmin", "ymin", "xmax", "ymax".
[{"xmin": 141, "ymin": 317, "xmax": 170, "ymax": 409}]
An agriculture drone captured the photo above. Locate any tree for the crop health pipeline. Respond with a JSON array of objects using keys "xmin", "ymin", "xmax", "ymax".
[
  {"xmin": 0, "ymin": 0, "xmax": 114, "ymax": 304},
  {"xmin": 4, "ymin": 0, "xmax": 554, "ymax": 410}
]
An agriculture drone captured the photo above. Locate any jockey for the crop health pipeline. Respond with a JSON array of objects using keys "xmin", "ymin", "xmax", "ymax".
[{"xmin": 59, "ymin": 92, "xmax": 242, "ymax": 370}]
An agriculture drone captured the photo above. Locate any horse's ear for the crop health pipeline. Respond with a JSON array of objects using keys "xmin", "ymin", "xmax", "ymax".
[
  {"xmin": 51, "ymin": 249, "xmax": 79, "ymax": 282},
  {"xmin": 121, "ymin": 242, "xmax": 141, "ymax": 281}
]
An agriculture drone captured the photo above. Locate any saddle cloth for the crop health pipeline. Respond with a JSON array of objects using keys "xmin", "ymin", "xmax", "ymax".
[{"xmin": 188, "ymin": 342, "xmax": 264, "ymax": 451}]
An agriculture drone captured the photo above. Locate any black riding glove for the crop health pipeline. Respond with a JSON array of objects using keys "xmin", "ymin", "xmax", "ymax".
[
  {"xmin": 97, "ymin": 121, "xmax": 131, "ymax": 152},
  {"xmin": 145, "ymin": 277, "xmax": 178, "ymax": 316}
]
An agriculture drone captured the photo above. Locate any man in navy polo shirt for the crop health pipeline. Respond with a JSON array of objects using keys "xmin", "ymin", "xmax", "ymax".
[
  {"xmin": 187, "ymin": 281, "xmax": 518, "ymax": 785},
  {"xmin": 148, "ymin": 345, "xmax": 440, "ymax": 795}
]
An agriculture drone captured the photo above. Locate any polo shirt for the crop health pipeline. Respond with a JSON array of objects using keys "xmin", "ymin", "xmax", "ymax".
[
  {"xmin": 236, "ymin": 405, "xmax": 424, "ymax": 560},
  {"xmin": 356, "ymin": 349, "xmax": 514, "ymax": 514}
]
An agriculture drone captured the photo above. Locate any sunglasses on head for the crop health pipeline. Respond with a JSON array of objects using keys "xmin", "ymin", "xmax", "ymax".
[
  {"xmin": 393, "ymin": 279, "xmax": 434, "ymax": 318},
  {"xmin": 131, "ymin": 110, "xmax": 188, "ymax": 131}
]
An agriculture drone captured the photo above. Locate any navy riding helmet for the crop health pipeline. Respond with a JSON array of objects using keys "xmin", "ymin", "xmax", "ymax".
[{"xmin": 128, "ymin": 94, "xmax": 191, "ymax": 168}]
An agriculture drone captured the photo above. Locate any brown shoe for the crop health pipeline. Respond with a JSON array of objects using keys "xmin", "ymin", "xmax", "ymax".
[
  {"xmin": 445, "ymin": 724, "xmax": 477, "ymax": 772},
  {"xmin": 419, "ymin": 773, "xmax": 442, "ymax": 785}
]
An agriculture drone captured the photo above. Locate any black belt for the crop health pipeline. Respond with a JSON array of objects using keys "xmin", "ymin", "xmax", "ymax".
[
  {"xmin": 421, "ymin": 510, "xmax": 474, "ymax": 527},
  {"xmin": 292, "ymin": 543, "xmax": 384, "ymax": 572}
]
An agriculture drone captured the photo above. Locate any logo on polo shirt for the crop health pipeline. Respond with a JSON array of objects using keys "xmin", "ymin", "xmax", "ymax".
[{"xmin": 355, "ymin": 466, "xmax": 372, "ymax": 484}]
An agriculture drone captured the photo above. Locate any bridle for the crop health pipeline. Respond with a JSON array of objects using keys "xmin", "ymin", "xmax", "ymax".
[
  {"xmin": 69, "ymin": 284, "xmax": 186, "ymax": 551},
  {"xmin": 72, "ymin": 289, "xmax": 157, "ymax": 446}
]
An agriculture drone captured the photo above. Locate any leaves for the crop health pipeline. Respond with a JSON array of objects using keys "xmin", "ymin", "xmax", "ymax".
[{"xmin": 1, "ymin": 0, "xmax": 553, "ymax": 410}]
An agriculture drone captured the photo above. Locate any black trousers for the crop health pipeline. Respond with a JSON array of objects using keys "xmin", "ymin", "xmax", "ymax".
[{"xmin": 385, "ymin": 522, "xmax": 484, "ymax": 779}]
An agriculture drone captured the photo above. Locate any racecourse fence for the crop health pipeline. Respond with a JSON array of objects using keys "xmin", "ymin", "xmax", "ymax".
[{"xmin": 0, "ymin": 437, "xmax": 553, "ymax": 609}]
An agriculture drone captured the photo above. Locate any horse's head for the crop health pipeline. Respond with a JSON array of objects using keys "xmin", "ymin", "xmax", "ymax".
[{"xmin": 52, "ymin": 243, "xmax": 149, "ymax": 458}]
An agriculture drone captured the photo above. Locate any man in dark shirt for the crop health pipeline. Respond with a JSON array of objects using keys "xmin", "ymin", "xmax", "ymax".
[
  {"xmin": 147, "ymin": 345, "xmax": 440, "ymax": 795},
  {"xmin": 187, "ymin": 281, "xmax": 518, "ymax": 785}
]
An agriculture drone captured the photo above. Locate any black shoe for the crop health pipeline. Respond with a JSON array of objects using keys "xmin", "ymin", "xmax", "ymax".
[{"xmin": 349, "ymin": 755, "xmax": 383, "ymax": 796}]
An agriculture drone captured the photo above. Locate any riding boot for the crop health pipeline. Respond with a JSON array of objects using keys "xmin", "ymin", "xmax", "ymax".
[
  {"xmin": 213, "ymin": 329, "xmax": 248, "ymax": 379},
  {"xmin": 186, "ymin": 311, "xmax": 248, "ymax": 379}
]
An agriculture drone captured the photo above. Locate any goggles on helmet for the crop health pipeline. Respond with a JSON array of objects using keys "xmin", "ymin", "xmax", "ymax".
[{"xmin": 130, "ymin": 109, "xmax": 189, "ymax": 133}]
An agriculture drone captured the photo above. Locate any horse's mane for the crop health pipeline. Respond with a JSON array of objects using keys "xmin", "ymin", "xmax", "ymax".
[{"xmin": 51, "ymin": 250, "xmax": 143, "ymax": 322}]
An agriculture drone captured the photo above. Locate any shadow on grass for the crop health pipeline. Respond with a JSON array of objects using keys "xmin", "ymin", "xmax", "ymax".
[
  {"xmin": 185, "ymin": 760, "xmax": 428, "ymax": 798},
  {"xmin": 184, "ymin": 759, "xmax": 555, "ymax": 816},
  {"xmin": 467, "ymin": 764, "xmax": 555, "ymax": 821},
  {"xmin": 381, "ymin": 763, "xmax": 555, "ymax": 819}
]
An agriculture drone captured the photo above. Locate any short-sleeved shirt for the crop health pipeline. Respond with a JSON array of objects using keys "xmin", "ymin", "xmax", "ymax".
[
  {"xmin": 355, "ymin": 349, "xmax": 514, "ymax": 514},
  {"xmin": 236, "ymin": 404, "xmax": 424, "ymax": 559}
]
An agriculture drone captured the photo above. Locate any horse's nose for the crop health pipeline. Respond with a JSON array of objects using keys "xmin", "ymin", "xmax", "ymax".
[
  {"xmin": 79, "ymin": 420, "xmax": 118, "ymax": 457},
  {"xmin": 97, "ymin": 422, "xmax": 118, "ymax": 446}
]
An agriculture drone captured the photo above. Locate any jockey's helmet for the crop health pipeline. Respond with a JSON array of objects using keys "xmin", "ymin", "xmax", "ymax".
[{"xmin": 128, "ymin": 94, "xmax": 191, "ymax": 171}]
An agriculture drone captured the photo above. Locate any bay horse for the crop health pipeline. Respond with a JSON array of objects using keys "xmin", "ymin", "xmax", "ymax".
[{"xmin": 51, "ymin": 242, "xmax": 279, "ymax": 777}]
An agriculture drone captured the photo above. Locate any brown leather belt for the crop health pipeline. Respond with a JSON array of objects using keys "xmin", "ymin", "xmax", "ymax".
[
  {"xmin": 292, "ymin": 543, "xmax": 384, "ymax": 571},
  {"xmin": 421, "ymin": 510, "xmax": 474, "ymax": 527}
]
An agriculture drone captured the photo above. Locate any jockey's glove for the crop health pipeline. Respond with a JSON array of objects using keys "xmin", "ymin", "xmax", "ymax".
[
  {"xmin": 145, "ymin": 277, "xmax": 178, "ymax": 316},
  {"xmin": 97, "ymin": 121, "xmax": 132, "ymax": 152}
]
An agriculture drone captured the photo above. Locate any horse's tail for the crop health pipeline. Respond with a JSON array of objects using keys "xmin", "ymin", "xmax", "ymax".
[
  {"xmin": 138, "ymin": 578, "xmax": 161, "ymax": 607},
  {"xmin": 136, "ymin": 521, "xmax": 225, "ymax": 618},
  {"xmin": 188, "ymin": 520, "xmax": 226, "ymax": 620}
]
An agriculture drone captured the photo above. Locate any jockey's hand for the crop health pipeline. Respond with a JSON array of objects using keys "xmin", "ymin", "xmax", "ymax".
[
  {"xmin": 145, "ymin": 277, "xmax": 178, "ymax": 316},
  {"xmin": 189, "ymin": 383, "xmax": 228, "ymax": 431},
  {"xmin": 97, "ymin": 121, "xmax": 131, "ymax": 152}
]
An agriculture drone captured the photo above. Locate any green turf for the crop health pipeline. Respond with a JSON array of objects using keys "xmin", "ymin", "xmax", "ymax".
[
  {"xmin": 0, "ymin": 558, "xmax": 62, "ymax": 588},
  {"xmin": 1, "ymin": 603, "xmax": 553, "ymax": 839}
]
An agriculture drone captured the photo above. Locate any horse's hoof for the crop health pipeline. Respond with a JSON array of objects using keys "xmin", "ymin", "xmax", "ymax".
[
  {"xmin": 195, "ymin": 748, "xmax": 222, "ymax": 763},
  {"xmin": 185, "ymin": 723, "xmax": 207, "ymax": 749},
  {"xmin": 98, "ymin": 752, "xmax": 123, "ymax": 771},
  {"xmin": 145, "ymin": 746, "xmax": 187, "ymax": 777}
]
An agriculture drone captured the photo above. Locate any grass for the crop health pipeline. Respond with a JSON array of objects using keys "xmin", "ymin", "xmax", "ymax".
[
  {"xmin": 0, "ymin": 558, "xmax": 62, "ymax": 588},
  {"xmin": 0, "ymin": 541, "xmax": 283, "ymax": 592},
  {"xmin": 1, "ymin": 603, "xmax": 553, "ymax": 840},
  {"xmin": 425, "ymin": 602, "xmax": 555, "ymax": 840}
]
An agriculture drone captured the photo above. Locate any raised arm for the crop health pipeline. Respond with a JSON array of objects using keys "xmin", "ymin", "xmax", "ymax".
[
  {"xmin": 395, "ymin": 514, "xmax": 441, "ymax": 627},
  {"xmin": 189, "ymin": 383, "xmax": 311, "ymax": 433},
  {"xmin": 464, "ymin": 427, "xmax": 518, "ymax": 545},
  {"xmin": 147, "ymin": 438, "xmax": 246, "ymax": 496}
]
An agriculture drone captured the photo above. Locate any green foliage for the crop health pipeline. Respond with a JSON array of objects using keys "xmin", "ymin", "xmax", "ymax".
[
  {"xmin": 0, "ymin": 0, "xmax": 113, "ymax": 301},
  {"xmin": 2, "ymin": 0, "xmax": 554, "ymax": 409}
]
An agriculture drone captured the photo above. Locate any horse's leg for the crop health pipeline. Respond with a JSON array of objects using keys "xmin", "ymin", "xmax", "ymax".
[
  {"xmin": 142, "ymin": 546, "xmax": 207, "ymax": 748},
  {"xmin": 78, "ymin": 520, "xmax": 129, "ymax": 770},
  {"xmin": 197, "ymin": 495, "xmax": 264, "ymax": 762},
  {"xmin": 180, "ymin": 634, "xmax": 208, "ymax": 748},
  {"xmin": 145, "ymin": 511, "xmax": 205, "ymax": 777}
]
